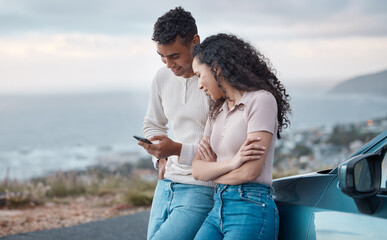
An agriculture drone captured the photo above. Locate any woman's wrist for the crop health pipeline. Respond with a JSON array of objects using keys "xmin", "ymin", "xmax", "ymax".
[{"xmin": 224, "ymin": 157, "xmax": 238, "ymax": 171}]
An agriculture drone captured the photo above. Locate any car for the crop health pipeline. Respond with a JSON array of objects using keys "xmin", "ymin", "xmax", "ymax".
[{"xmin": 273, "ymin": 130, "xmax": 387, "ymax": 239}]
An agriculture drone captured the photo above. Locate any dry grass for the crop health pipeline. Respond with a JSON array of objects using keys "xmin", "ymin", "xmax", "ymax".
[{"xmin": 0, "ymin": 164, "xmax": 157, "ymax": 209}]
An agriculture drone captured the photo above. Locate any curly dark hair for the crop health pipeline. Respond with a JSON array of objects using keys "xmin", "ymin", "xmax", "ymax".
[
  {"xmin": 152, "ymin": 6, "xmax": 197, "ymax": 46},
  {"xmin": 193, "ymin": 33, "xmax": 291, "ymax": 138}
]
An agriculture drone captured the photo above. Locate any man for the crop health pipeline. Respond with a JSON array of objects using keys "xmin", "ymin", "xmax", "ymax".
[
  {"xmin": 138, "ymin": 7, "xmax": 216, "ymax": 240},
  {"xmin": 139, "ymin": 7, "xmax": 265, "ymax": 240}
]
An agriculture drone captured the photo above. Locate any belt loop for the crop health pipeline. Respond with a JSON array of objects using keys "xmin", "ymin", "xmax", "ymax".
[{"xmin": 270, "ymin": 185, "xmax": 275, "ymax": 195}]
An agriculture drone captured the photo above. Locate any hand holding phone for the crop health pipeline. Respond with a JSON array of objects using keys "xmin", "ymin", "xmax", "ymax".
[{"xmin": 133, "ymin": 135, "xmax": 152, "ymax": 144}]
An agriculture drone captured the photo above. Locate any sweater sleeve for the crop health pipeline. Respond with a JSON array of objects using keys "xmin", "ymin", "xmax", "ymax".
[
  {"xmin": 179, "ymin": 143, "xmax": 198, "ymax": 166},
  {"xmin": 143, "ymin": 70, "xmax": 169, "ymax": 169},
  {"xmin": 179, "ymin": 117, "xmax": 211, "ymax": 166}
]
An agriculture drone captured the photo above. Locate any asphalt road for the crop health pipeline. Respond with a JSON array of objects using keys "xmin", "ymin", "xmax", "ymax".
[{"xmin": 1, "ymin": 210, "xmax": 150, "ymax": 240}]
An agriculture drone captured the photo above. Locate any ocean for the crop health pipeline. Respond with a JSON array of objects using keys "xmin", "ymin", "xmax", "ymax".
[{"xmin": 1, "ymin": 88, "xmax": 386, "ymax": 180}]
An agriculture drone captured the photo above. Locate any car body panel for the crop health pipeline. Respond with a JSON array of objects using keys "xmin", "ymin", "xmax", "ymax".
[
  {"xmin": 273, "ymin": 130, "xmax": 387, "ymax": 239},
  {"xmin": 273, "ymin": 174, "xmax": 336, "ymax": 239}
]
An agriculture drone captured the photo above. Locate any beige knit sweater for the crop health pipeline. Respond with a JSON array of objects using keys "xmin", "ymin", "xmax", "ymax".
[{"xmin": 143, "ymin": 67, "xmax": 216, "ymax": 187}]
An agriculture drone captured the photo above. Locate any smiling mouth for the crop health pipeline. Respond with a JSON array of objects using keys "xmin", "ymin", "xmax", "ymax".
[{"xmin": 171, "ymin": 67, "xmax": 181, "ymax": 72}]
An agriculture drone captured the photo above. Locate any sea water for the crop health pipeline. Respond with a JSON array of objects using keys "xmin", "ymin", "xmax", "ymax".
[
  {"xmin": 0, "ymin": 88, "xmax": 386, "ymax": 180},
  {"xmin": 0, "ymin": 91, "xmax": 150, "ymax": 180}
]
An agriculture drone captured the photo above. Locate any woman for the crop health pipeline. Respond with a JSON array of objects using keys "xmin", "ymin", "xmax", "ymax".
[{"xmin": 191, "ymin": 34, "xmax": 291, "ymax": 240}]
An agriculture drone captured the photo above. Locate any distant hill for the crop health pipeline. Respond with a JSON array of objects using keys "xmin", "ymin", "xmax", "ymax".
[{"xmin": 328, "ymin": 69, "xmax": 387, "ymax": 96}]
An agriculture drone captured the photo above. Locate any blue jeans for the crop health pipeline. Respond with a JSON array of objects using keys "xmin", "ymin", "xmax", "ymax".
[
  {"xmin": 194, "ymin": 183, "xmax": 279, "ymax": 240},
  {"xmin": 147, "ymin": 179, "xmax": 215, "ymax": 240}
]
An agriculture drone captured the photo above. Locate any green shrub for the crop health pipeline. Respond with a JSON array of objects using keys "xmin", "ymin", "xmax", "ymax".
[
  {"xmin": 124, "ymin": 190, "xmax": 153, "ymax": 206},
  {"xmin": 123, "ymin": 179, "xmax": 156, "ymax": 207}
]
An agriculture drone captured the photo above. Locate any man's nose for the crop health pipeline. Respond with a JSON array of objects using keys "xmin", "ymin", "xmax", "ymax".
[{"xmin": 165, "ymin": 59, "xmax": 174, "ymax": 68}]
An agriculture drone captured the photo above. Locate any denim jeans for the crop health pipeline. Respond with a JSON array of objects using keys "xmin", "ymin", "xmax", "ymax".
[
  {"xmin": 147, "ymin": 179, "xmax": 215, "ymax": 240},
  {"xmin": 194, "ymin": 183, "xmax": 279, "ymax": 240}
]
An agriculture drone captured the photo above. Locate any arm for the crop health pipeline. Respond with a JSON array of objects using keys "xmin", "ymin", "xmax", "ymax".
[
  {"xmin": 143, "ymin": 70, "xmax": 169, "ymax": 138},
  {"xmin": 138, "ymin": 135, "xmax": 182, "ymax": 159},
  {"xmin": 192, "ymin": 136, "xmax": 265, "ymax": 181},
  {"xmin": 179, "ymin": 114, "xmax": 212, "ymax": 166},
  {"xmin": 213, "ymin": 91, "xmax": 277, "ymax": 184},
  {"xmin": 212, "ymin": 131, "xmax": 272, "ymax": 185},
  {"xmin": 192, "ymin": 137, "xmax": 234, "ymax": 181},
  {"xmin": 140, "ymin": 72, "xmax": 182, "ymax": 166},
  {"xmin": 142, "ymin": 72, "xmax": 170, "ymax": 168}
]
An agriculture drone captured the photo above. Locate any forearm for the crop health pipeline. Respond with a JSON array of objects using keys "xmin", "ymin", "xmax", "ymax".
[
  {"xmin": 179, "ymin": 143, "xmax": 198, "ymax": 165},
  {"xmin": 212, "ymin": 173, "xmax": 246, "ymax": 185},
  {"xmin": 192, "ymin": 157, "xmax": 234, "ymax": 182},
  {"xmin": 213, "ymin": 132, "xmax": 272, "ymax": 184},
  {"xmin": 213, "ymin": 161, "xmax": 263, "ymax": 185},
  {"xmin": 212, "ymin": 160, "xmax": 262, "ymax": 185}
]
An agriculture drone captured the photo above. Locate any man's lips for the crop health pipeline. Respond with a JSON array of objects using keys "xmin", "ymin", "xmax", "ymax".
[{"xmin": 171, "ymin": 66, "xmax": 181, "ymax": 73}]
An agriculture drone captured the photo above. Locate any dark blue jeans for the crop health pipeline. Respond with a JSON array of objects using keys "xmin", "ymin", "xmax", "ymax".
[{"xmin": 194, "ymin": 182, "xmax": 279, "ymax": 240}]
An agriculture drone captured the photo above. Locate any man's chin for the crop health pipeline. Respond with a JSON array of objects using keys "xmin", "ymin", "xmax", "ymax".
[
  {"xmin": 172, "ymin": 72, "xmax": 183, "ymax": 77},
  {"xmin": 171, "ymin": 70, "xmax": 183, "ymax": 76}
]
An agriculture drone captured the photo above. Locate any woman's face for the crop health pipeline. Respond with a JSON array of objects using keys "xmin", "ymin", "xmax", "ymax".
[{"xmin": 192, "ymin": 57, "xmax": 223, "ymax": 101}]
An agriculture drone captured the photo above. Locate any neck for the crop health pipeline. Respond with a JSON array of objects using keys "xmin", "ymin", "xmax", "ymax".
[
  {"xmin": 225, "ymin": 87, "xmax": 244, "ymax": 109},
  {"xmin": 182, "ymin": 69, "xmax": 194, "ymax": 78}
]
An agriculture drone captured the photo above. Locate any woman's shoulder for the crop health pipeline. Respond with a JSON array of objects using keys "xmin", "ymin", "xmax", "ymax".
[{"xmin": 247, "ymin": 90, "xmax": 276, "ymax": 105}]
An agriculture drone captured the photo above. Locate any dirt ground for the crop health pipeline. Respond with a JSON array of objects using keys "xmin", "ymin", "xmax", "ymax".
[{"xmin": 0, "ymin": 195, "xmax": 148, "ymax": 237}]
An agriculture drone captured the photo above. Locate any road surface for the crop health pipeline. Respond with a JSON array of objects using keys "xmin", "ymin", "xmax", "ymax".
[{"xmin": 1, "ymin": 210, "xmax": 150, "ymax": 240}]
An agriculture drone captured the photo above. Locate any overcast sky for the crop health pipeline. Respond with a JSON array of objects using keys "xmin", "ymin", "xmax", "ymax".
[{"xmin": 1, "ymin": 0, "xmax": 387, "ymax": 94}]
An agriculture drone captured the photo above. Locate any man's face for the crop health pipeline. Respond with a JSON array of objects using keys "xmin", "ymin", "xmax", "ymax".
[{"xmin": 156, "ymin": 37, "xmax": 195, "ymax": 78}]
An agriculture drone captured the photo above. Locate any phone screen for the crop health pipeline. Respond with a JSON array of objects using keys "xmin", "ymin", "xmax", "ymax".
[{"xmin": 133, "ymin": 135, "xmax": 152, "ymax": 144}]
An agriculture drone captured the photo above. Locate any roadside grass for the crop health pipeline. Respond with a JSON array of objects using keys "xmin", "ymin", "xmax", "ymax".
[{"xmin": 0, "ymin": 161, "xmax": 157, "ymax": 209}]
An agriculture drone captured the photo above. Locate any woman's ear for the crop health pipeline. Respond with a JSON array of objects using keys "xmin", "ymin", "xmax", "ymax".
[{"xmin": 214, "ymin": 65, "xmax": 221, "ymax": 76}]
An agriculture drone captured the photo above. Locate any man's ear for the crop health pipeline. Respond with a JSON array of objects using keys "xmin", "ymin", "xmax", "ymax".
[{"xmin": 192, "ymin": 34, "xmax": 200, "ymax": 45}]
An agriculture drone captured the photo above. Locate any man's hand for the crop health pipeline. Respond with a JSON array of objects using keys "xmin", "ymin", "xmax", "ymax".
[
  {"xmin": 230, "ymin": 137, "xmax": 265, "ymax": 170},
  {"xmin": 137, "ymin": 135, "xmax": 182, "ymax": 159},
  {"xmin": 198, "ymin": 139, "xmax": 217, "ymax": 162},
  {"xmin": 158, "ymin": 158, "xmax": 167, "ymax": 180}
]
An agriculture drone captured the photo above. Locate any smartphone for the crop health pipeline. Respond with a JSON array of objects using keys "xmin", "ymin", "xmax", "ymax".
[{"xmin": 133, "ymin": 135, "xmax": 152, "ymax": 144}]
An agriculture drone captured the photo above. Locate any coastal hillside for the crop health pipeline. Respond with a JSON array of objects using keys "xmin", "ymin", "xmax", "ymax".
[{"xmin": 329, "ymin": 69, "xmax": 387, "ymax": 96}]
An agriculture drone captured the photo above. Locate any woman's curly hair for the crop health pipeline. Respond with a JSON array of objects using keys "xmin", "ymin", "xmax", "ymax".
[
  {"xmin": 152, "ymin": 6, "xmax": 197, "ymax": 46},
  {"xmin": 193, "ymin": 33, "xmax": 291, "ymax": 138}
]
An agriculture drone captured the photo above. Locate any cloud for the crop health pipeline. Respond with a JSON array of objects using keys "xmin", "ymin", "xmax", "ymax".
[
  {"xmin": 0, "ymin": 33, "xmax": 163, "ymax": 94},
  {"xmin": 0, "ymin": 0, "xmax": 387, "ymax": 93},
  {"xmin": 0, "ymin": 33, "xmax": 154, "ymax": 58},
  {"xmin": 257, "ymin": 37, "xmax": 387, "ymax": 83},
  {"xmin": 1, "ymin": 0, "xmax": 387, "ymax": 38}
]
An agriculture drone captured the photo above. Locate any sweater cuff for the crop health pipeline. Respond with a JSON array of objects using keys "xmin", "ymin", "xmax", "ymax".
[
  {"xmin": 152, "ymin": 156, "xmax": 159, "ymax": 170},
  {"xmin": 179, "ymin": 143, "xmax": 198, "ymax": 166}
]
